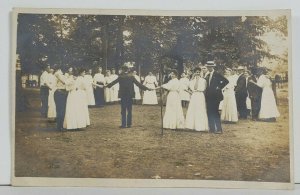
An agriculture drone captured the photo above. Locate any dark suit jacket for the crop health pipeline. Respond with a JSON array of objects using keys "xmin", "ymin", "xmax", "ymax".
[
  {"xmin": 163, "ymin": 74, "xmax": 171, "ymax": 84},
  {"xmin": 205, "ymin": 71, "xmax": 229, "ymax": 102},
  {"xmin": 247, "ymin": 76, "xmax": 262, "ymax": 100},
  {"xmin": 106, "ymin": 72, "xmax": 149, "ymax": 99},
  {"xmin": 235, "ymin": 74, "xmax": 248, "ymax": 97}
]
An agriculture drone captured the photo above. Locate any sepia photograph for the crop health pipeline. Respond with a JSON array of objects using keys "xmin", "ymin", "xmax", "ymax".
[{"xmin": 11, "ymin": 9, "xmax": 293, "ymax": 188}]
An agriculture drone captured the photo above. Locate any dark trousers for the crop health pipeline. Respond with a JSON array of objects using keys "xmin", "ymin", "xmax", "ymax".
[
  {"xmin": 40, "ymin": 87, "xmax": 49, "ymax": 117},
  {"xmin": 251, "ymin": 98, "xmax": 261, "ymax": 120},
  {"xmin": 120, "ymin": 97, "xmax": 133, "ymax": 127},
  {"xmin": 206, "ymin": 99, "xmax": 222, "ymax": 132},
  {"xmin": 54, "ymin": 90, "xmax": 68, "ymax": 130},
  {"xmin": 236, "ymin": 94, "xmax": 248, "ymax": 119},
  {"xmin": 94, "ymin": 87, "xmax": 105, "ymax": 106}
]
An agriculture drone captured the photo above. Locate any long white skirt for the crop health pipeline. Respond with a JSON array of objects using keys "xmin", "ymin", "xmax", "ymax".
[
  {"xmin": 134, "ymin": 86, "xmax": 141, "ymax": 100},
  {"xmin": 259, "ymin": 87, "xmax": 280, "ymax": 119},
  {"xmin": 143, "ymin": 84, "xmax": 158, "ymax": 105},
  {"xmin": 185, "ymin": 92, "xmax": 209, "ymax": 131},
  {"xmin": 163, "ymin": 91, "xmax": 185, "ymax": 129},
  {"xmin": 64, "ymin": 90, "xmax": 90, "ymax": 129},
  {"xmin": 110, "ymin": 87, "xmax": 119, "ymax": 102},
  {"xmin": 179, "ymin": 90, "xmax": 190, "ymax": 101},
  {"xmin": 105, "ymin": 88, "xmax": 113, "ymax": 103},
  {"xmin": 86, "ymin": 86, "xmax": 95, "ymax": 106},
  {"xmin": 47, "ymin": 89, "xmax": 56, "ymax": 118},
  {"xmin": 221, "ymin": 90, "xmax": 238, "ymax": 122}
]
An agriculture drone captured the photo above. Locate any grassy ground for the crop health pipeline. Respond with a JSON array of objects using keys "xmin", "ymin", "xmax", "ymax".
[{"xmin": 15, "ymin": 85, "xmax": 290, "ymax": 182}]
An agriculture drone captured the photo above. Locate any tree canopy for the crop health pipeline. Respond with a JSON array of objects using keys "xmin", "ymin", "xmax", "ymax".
[{"xmin": 17, "ymin": 13, "xmax": 288, "ymax": 75}]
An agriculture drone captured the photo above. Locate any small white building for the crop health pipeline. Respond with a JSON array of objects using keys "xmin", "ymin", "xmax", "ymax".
[{"xmin": 21, "ymin": 74, "xmax": 39, "ymax": 88}]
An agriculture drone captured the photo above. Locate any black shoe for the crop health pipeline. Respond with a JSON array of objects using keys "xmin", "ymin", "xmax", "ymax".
[
  {"xmin": 127, "ymin": 125, "xmax": 131, "ymax": 128},
  {"xmin": 214, "ymin": 131, "xmax": 222, "ymax": 134}
]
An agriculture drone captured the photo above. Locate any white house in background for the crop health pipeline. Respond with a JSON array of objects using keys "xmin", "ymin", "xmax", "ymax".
[{"xmin": 21, "ymin": 74, "xmax": 39, "ymax": 88}]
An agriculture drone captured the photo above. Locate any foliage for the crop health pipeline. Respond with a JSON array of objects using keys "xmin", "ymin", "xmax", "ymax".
[{"xmin": 17, "ymin": 13, "xmax": 288, "ymax": 75}]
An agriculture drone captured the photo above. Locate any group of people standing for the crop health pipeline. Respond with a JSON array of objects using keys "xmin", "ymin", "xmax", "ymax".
[
  {"xmin": 39, "ymin": 65, "xmax": 116, "ymax": 131},
  {"xmin": 159, "ymin": 61, "xmax": 228, "ymax": 133},
  {"xmin": 40, "ymin": 66, "xmax": 92, "ymax": 131},
  {"xmin": 225, "ymin": 65, "xmax": 280, "ymax": 122},
  {"xmin": 158, "ymin": 61, "xmax": 280, "ymax": 133},
  {"xmin": 39, "ymin": 60, "xmax": 280, "ymax": 133}
]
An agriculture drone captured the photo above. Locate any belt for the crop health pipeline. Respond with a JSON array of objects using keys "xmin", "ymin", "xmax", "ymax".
[
  {"xmin": 193, "ymin": 91, "xmax": 204, "ymax": 93},
  {"xmin": 56, "ymin": 89, "xmax": 66, "ymax": 92}
]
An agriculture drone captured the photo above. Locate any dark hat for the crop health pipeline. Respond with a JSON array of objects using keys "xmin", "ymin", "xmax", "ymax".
[
  {"xmin": 121, "ymin": 65, "xmax": 129, "ymax": 72},
  {"xmin": 194, "ymin": 67, "xmax": 202, "ymax": 72},
  {"xmin": 53, "ymin": 64, "xmax": 61, "ymax": 71}
]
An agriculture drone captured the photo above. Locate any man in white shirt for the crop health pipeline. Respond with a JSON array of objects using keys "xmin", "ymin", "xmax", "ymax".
[
  {"xmin": 53, "ymin": 65, "xmax": 67, "ymax": 131},
  {"xmin": 40, "ymin": 65, "xmax": 50, "ymax": 118}
]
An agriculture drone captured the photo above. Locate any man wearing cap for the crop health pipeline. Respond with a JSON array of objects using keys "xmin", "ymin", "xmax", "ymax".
[
  {"xmin": 105, "ymin": 65, "xmax": 151, "ymax": 128},
  {"xmin": 235, "ymin": 66, "xmax": 248, "ymax": 119},
  {"xmin": 205, "ymin": 61, "xmax": 229, "ymax": 134}
]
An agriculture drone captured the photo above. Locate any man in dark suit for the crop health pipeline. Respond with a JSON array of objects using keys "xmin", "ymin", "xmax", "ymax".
[
  {"xmin": 235, "ymin": 66, "xmax": 248, "ymax": 119},
  {"xmin": 205, "ymin": 61, "xmax": 229, "ymax": 134},
  {"xmin": 106, "ymin": 65, "xmax": 150, "ymax": 128},
  {"xmin": 247, "ymin": 69, "xmax": 262, "ymax": 120}
]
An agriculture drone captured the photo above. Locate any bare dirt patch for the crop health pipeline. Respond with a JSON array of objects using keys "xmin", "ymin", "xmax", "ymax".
[{"xmin": 15, "ymin": 87, "xmax": 290, "ymax": 182}]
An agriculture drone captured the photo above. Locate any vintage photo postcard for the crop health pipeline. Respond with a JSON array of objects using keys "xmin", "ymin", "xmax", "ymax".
[{"xmin": 11, "ymin": 8, "xmax": 293, "ymax": 189}]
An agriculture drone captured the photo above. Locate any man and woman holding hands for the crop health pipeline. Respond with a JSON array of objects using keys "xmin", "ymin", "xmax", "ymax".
[{"xmin": 106, "ymin": 61, "xmax": 229, "ymax": 134}]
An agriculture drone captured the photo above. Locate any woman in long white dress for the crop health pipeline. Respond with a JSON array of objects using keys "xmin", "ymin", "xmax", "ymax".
[
  {"xmin": 83, "ymin": 69, "xmax": 95, "ymax": 106},
  {"xmin": 221, "ymin": 68, "xmax": 238, "ymax": 123},
  {"xmin": 110, "ymin": 68, "xmax": 119, "ymax": 102},
  {"xmin": 179, "ymin": 72, "xmax": 190, "ymax": 107},
  {"xmin": 142, "ymin": 72, "xmax": 158, "ymax": 105},
  {"xmin": 47, "ymin": 68, "xmax": 57, "ymax": 119},
  {"xmin": 104, "ymin": 70, "xmax": 113, "ymax": 103},
  {"xmin": 158, "ymin": 70, "xmax": 185, "ymax": 129},
  {"xmin": 185, "ymin": 67, "xmax": 209, "ymax": 131},
  {"xmin": 255, "ymin": 69, "xmax": 280, "ymax": 120},
  {"xmin": 133, "ymin": 70, "xmax": 142, "ymax": 100},
  {"xmin": 64, "ymin": 69, "xmax": 90, "ymax": 130}
]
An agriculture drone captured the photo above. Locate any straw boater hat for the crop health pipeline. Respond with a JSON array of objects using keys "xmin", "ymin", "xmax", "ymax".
[
  {"xmin": 237, "ymin": 66, "xmax": 245, "ymax": 70},
  {"xmin": 206, "ymin": 61, "xmax": 216, "ymax": 67}
]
